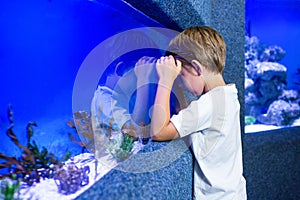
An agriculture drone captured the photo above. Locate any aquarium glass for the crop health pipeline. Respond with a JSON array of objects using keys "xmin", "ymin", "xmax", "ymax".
[
  {"xmin": 0, "ymin": 1, "xmax": 174, "ymax": 198},
  {"xmin": 245, "ymin": 0, "xmax": 300, "ymax": 133},
  {"xmin": 0, "ymin": 0, "xmax": 163, "ymax": 154}
]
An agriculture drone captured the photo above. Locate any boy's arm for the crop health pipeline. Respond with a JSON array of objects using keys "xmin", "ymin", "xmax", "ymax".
[
  {"xmin": 132, "ymin": 82, "xmax": 150, "ymax": 126},
  {"xmin": 151, "ymin": 85, "xmax": 179, "ymax": 141},
  {"xmin": 151, "ymin": 56, "xmax": 182, "ymax": 141},
  {"xmin": 132, "ymin": 56, "xmax": 156, "ymax": 125}
]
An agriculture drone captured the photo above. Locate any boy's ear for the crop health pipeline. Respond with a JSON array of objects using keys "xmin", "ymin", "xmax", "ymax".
[{"xmin": 191, "ymin": 59, "xmax": 203, "ymax": 75}]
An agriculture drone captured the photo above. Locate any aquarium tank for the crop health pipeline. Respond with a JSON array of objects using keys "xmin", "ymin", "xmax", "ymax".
[
  {"xmin": 0, "ymin": 0, "xmax": 177, "ymax": 199},
  {"xmin": 245, "ymin": 0, "xmax": 300, "ymax": 133}
]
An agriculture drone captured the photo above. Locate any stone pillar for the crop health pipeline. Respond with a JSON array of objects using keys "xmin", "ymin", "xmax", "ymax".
[{"xmin": 210, "ymin": 0, "xmax": 245, "ymax": 130}]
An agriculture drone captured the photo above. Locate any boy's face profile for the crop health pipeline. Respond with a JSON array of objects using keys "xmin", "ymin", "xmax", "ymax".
[
  {"xmin": 179, "ymin": 64, "xmax": 205, "ymax": 96},
  {"xmin": 174, "ymin": 56, "xmax": 205, "ymax": 96}
]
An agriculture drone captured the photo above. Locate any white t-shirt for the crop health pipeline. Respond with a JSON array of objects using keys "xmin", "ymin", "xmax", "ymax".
[{"xmin": 171, "ymin": 85, "xmax": 247, "ymax": 200}]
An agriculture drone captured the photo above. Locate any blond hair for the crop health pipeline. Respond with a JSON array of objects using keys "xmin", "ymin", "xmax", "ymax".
[{"xmin": 167, "ymin": 26, "xmax": 226, "ymax": 73}]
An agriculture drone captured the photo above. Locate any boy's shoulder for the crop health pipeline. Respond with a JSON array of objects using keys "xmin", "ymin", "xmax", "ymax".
[
  {"xmin": 206, "ymin": 84, "xmax": 237, "ymax": 96},
  {"xmin": 190, "ymin": 85, "xmax": 238, "ymax": 107}
]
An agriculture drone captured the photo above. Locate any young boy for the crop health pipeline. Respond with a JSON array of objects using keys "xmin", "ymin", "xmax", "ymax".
[{"xmin": 150, "ymin": 26, "xmax": 247, "ymax": 199}]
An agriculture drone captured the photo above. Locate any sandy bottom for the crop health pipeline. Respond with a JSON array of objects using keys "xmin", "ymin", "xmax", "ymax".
[
  {"xmin": 245, "ymin": 119, "xmax": 300, "ymax": 133},
  {"xmin": 245, "ymin": 124, "xmax": 281, "ymax": 133},
  {"xmin": 17, "ymin": 141, "xmax": 143, "ymax": 200}
]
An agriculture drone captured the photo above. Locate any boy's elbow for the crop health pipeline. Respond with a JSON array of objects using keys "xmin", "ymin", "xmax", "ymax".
[
  {"xmin": 151, "ymin": 128, "xmax": 167, "ymax": 141},
  {"xmin": 151, "ymin": 129, "xmax": 179, "ymax": 141},
  {"xmin": 152, "ymin": 133, "xmax": 165, "ymax": 141}
]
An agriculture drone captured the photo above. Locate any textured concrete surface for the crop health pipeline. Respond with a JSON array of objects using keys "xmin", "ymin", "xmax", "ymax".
[
  {"xmin": 76, "ymin": 139, "xmax": 193, "ymax": 200},
  {"xmin": 243, "ymin": 126, "xmax": 300, "ymax": 200}
]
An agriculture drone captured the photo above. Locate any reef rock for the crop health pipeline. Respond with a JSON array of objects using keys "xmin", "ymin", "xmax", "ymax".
[
  {"xmin": 250, "ymin": 61, "xmax": 287, "ymax": 81},
  {"xmin": 245, "ymin": 61, "xmax": 287, "ymax": 115},
  {"xmin": 279, "ymin": 89, "xmax": 300, "ymax": 103},
  {"xmin": 245, "ymin": 78, "xmax": 254, "ymax": 93},
  {"xmin": 259, "ymin": 45, "xmax": 286, "ymax": 62},
  {"xmin": 257, "ymin": 100, "xmax": 300, "ymax": 126},
  {"xmin": 244, "ymin": 36, "xmax": 300, "ymax": 127},
  {"xmin": 256, "ymin": 78, "xmax": 286, "ymax": 105}
]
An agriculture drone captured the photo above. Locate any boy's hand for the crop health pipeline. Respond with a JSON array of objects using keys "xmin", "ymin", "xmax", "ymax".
[
  {"xmin": 156, "ymin": 55, "xmax": 182, "ymax": 90},
  {"xmin": 134, "ymin": 56, "xmax": 157, "ymax": 87}
]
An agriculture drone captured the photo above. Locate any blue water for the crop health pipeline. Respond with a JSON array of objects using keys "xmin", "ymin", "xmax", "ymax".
[
  {"xmin": 0, "ymin": 0, "xmax": 161, "ymax": 160},
  {"xmin": 246, "ymin": 0, "xmax": 300, "ymax": 90}
]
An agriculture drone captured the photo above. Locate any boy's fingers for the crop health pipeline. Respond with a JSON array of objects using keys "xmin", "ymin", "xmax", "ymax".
[
  {"xmin": 156, "ymin": 57, "xmax": 162, "ymax": 64},
  {"xmin": 175, "ymin": 59, "xmax": 182, "ymax": 67},
  {"xmin": 149, "ymin": 57, "xmax": 156, "ymax": 63},
  {"xmin": 176, "ymin": 60, "xmax": 182, "ymax": 73}
]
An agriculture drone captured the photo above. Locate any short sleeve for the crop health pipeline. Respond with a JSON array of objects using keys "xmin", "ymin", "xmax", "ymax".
[{"xmin": 170, "ymin": 94, "xmax": 212, "ymax": 137}]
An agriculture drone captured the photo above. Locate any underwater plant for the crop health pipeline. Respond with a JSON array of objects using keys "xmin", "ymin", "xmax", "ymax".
[
  {"xmin": 0, "ymin": 105, "xmax": 71, "ymax": 186},
  {"xmin": 245, "ymin": 116, "xmax": 256, "ymax": 125},
  {"xmin": 106, "ymin": 131, "xmax": 135, "ymax": 162},
  {"xmin": 68, "ymin": 111, "xmax": 95, "ymax": 153},
  {"xmin": 54, "ymin": 162, "xmax": 90, "ymax": 195},
  {"xmin": 69, "ymin": 110, "xmax": 138, "ymax": 161},
  {"xmin": 0, "ymin": 175, "xmax": 20, "ymax": 200}
]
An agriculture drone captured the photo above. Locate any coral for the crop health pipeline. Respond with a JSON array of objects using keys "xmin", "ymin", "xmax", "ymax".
[
  {"xmin": 0, "ymin": 105, "xmax": 71, "ymax": 186},
  {"xmin": 54, "ymin": 162, "xmax": 90, "ymax": 195}
]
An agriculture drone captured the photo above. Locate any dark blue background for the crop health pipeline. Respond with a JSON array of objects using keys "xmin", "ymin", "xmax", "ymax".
[{"xmin": 246, "ymin": 0, "xmax": 300, "ymax": 90}]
